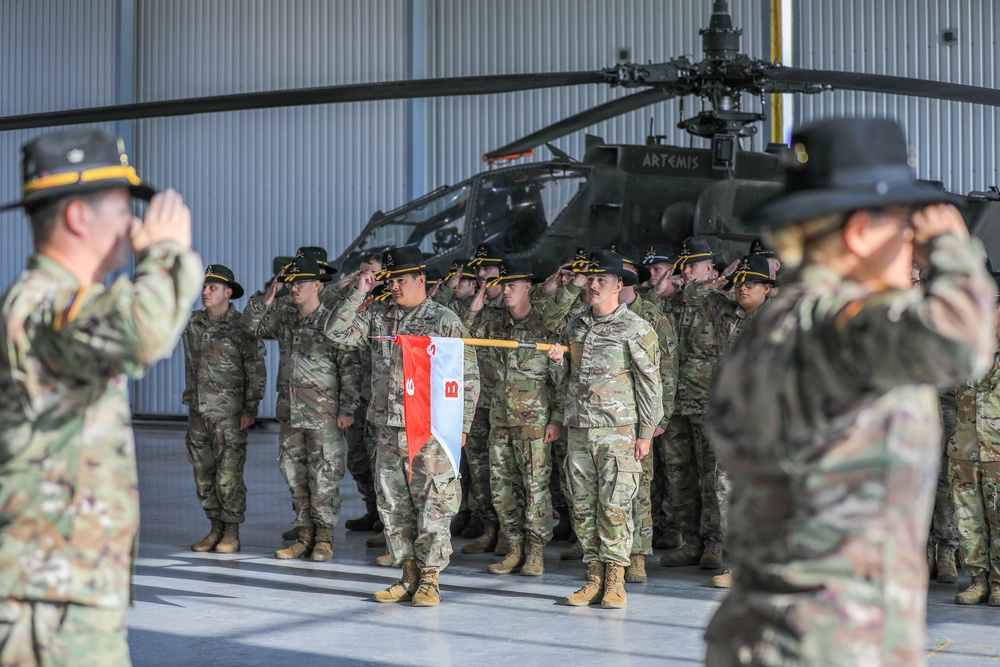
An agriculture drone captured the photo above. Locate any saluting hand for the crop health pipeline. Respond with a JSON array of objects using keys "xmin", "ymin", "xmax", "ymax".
[
  {"xmin": 541, "ymin": 270, "xmax": 561, "ymax": 294},
  {"xmin": 912, "ymin": 204, "xmax": 969, "ymax": 266},
  {"xmin": 355, "ymin": 270, "xmax": 376, "ymax": 293},
  {"xmin": 335, "ymin": 269, "xmax": 360, "ymax": 290},
  {"xmin": 572, "ymin": 271, "xmax": 589, "ymax": 289},
  {"xmin": 469, "ymin": 278, "xmax": 488, "ymax": 312},
  {"xmin": 445, "ymin": 264, "xmax": 465, "ymax": 290},
  {"xmin": 263, "ymin": 269, "xmax": 284, "ymax": 306},
  {"xmin": 653, "ymin": 267, "xmax": 677, "ymax": 297},
  {"xmin": 132, "ymin": 188, "xmax": 192, "ymax": 253}
]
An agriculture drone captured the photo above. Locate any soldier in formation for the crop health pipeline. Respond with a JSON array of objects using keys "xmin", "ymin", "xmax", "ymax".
[
  {"xmin": 0, "ymin": 129, "xmax": 201, "ymax": 665},
  {"xmin": 182, "ymin": 264, "xmax": 266, "ymax": 554}
]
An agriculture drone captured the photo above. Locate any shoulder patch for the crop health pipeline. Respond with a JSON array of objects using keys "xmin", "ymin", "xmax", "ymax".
[{"xmin": 53, "ymin": 287, "xmax": 88, "ymax": 332}]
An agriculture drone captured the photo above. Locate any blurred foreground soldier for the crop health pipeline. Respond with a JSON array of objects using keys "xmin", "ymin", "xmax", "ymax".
[
  {"xmin": 323, "ymin": 246, "xmax": 480, "ymax": 606},
  {"xmin": 0, "ymin": 130, "xmax": 201, "ymax": 665},
  {"xmin": 705, "ymin": 118, "xmax": 995, "ymax": 665},
  {"xmin": 947, "ymin": 296, "xmax": 1000, "ymax": 606},
  {"xmin": 182, "ymin": 265, "xmax": 266, "ymax": 554},
  {"xmin": 547, "ymin": 250, "xmax": 664, "ymax": 609},
  {"xmin": 244, "ymin": 257, "xmax": 353, "ymax": 562}
]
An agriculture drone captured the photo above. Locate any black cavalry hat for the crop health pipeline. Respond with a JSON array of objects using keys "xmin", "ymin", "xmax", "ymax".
[
  {"xmin": 728, "ymin": 256, "xmax": 775, "ymax": 286},
  {"xmin": 580, "ymin": 250, "xmax": 638, "ymax": 286},
  {"xmin": 487, "ymin": 257, "xmax": 542, "ymax": 287},
  {"xmin": 282, "ymin": 257, "xmax": 334, "ymax": 284},
  {"xmin": 204, "ymin": 264, "xmax": 245, "ymax": 299},
  {"xmin": 608, "ymin": 242, "xmax": 652, "ymax": 283},
  {"xmin": 375, "ymin": 246, "xmax": 427, "ymax": 280},
  {"xmin": 289, "ymin": 246, "xmax": 337, "ymax": 272},
  {"xmin": 643, "ymin": 244, "xmax": 676, "ymax": 266},
  {"xmin": 747, "ymin": 118, "xmax": 963, "ymax": 229},
  {"xmin": 1, "ymin": 129, "xmax": 156, "ymax": 212},
  {"xmin": 468, "ymin": 242, "xmax": 505, "ymax": 266},
  {"xmin": 444, "ymin": 258, "xmax": 477, "ymax": 282},
  {"xmin": 749, "ymin": 238, "xmax": 775, "ymax": 258},
  {"xmin": 673, "ymin": 237, "xmax": 715, "ymax": 270}
]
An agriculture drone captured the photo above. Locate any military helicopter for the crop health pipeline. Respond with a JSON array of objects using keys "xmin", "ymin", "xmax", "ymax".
[{"xmin": 3, "ymin": 1, "xmax": 999, "ymax": 273}]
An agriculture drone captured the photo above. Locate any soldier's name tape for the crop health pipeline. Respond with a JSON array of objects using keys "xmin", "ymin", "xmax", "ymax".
[{"xmin": 371, "ymin": 335, "xmax": 567, "ymax": 353}]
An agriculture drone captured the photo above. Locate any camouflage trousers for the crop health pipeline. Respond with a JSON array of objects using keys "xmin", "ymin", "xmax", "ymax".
[
  {"xmin": 631, "ymin": 452, "xmax": 654, "ymax": 555},
  {"xmin": 185, "ymin": 411, "xmax": 248, "ymax": 524},
  {"xmin": 344, "ymin": 399, "xmax": 377, "ymax": 511},
  {"xmin": 488, "ymin": 424, "xmax": 553, "ymax": 546},
  {"xmin": 565, "ymin": 425, "xmax": 641, "ymax": 567},
  {"xmin": 949, "ymin": 458, "xmax": 1000, "ymax": 585},
  {"xmin": 550, "ymin": 431, "xmax": 569, "ymax": 512},
  {"xmin": 659, "ymin": 414, "xmax": 721, "ymax": 547},
  {"xmin": 930, "ymin": 407, "xmax": 959, "ymax": 548},
  {"xmin": 374, "ymin": 425, "xmax": 460, "ymax": 570},
  {"xmin": 464, "ymin": 407, "xmax": 498, "ymax": 528},
  {"xmin": 0, "ymin": 600, "xmax": 129, "ymax": 667},
  {"xmin": 650, "ymin": 437, "xmax": 672, "ymax": 537},
  {"xmin": 278, "ymin": 423, "xmax": 347, "ymax": 529}
]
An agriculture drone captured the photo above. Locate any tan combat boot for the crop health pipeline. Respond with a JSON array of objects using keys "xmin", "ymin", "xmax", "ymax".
[
  {"xmin": 711, "ymin": 568, "xmax": 733, "ymax": 589},
  {"xmin": 375, "ymin": 553, "xmax": 394, "ymax": 567},
  {"xmin": 661, "ymin": 542, "xmax": 700, "ymax": 567},
  {"xmin": 560, "ymin": 540, "xmax": 583, "ymax": 561},
  {"xmin": 520, "ymin": 542, "xmax": 545, "ymax": 577},
  {"xmin": 191, "ymin": 519, "xmax": 224, "ymax": 552},
  {"xmin": 601, "ymin": 563, "xmax": 627, "ymax": 608},
  {"xmin": 990, "ymin": 583, "xmax": 1000, "ymax": 607},
  {"xmin": 699, "ymin": 541, "xmax": 723, "ymax": 570},
  {"xmin": 625, "ymin": 554, "xmax": 647, "ymax": 583},
  {"xmin": 488, "ymin": 541, "xmax": 524, "ymax": 574},
  {"xmin": 565, "ymin": 561, "xmax": 605, "ymax": 606},
  {"xmin": 310, "ymin": 524, "xmax": 333, "ymax": 562},
  {"xmin": 411, "ymin": 569, "xmax": 441, "ymax": 607},
  {"xmin": 495, "ymin": 534, "xmax": 510, "ymax": 556},
  {"xmin": 955, "ymin": 572, "xmax": 989, "ymax": 605},
  {"xmin": 936, "ymin": 547, "xmax": 958, "ymax": 584},
  {"xmin": 374, "ymin": 559, "xmax": 420, "ymax": 603},
  {"xmin": 461, "ymin": 522, "xmax": 498, "ymax": 554},
  {"xmin": 275, "ymin": 526, "xmax": 313, "ymax": 559},
  {"xmin": 214, "ymin": 523, "xmax": 240, "ymax": 554}
]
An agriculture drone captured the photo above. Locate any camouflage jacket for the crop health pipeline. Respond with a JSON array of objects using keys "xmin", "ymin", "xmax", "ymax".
[
  {"xmin": 0, "ymin": 244, "xmax": 202, "ymax": 607},
  {"xmin": 705, "ymin": 234, "xmax": 995, "ymax": 665},
  {"xmin": 243, "ymin": 294, "xmax": 359, "ymax": 428},
  {"xmin": 322, "ymin": 290, "xmax": 480, "ymax": 432},
  {"xmin": 626, "ymin": 291, "xmax": 679, "ymax": 421},
  {"xmin": 949, "ymin": 345, "xmax": 1000, "ymax": 462},
  {"xmin": 556, "ymin": 303, "xmax": 665, "ymax": 439},
  {"xmin": 182, "ymin": 306, "xmax": 266, "ymax": 418}
]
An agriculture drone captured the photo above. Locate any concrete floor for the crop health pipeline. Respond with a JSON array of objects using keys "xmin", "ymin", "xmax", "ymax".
[{"xmin": 128, "ymin": 422, "xmax": 1000, "ymax": 666}]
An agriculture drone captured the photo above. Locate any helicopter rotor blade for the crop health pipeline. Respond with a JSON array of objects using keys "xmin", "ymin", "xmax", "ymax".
[
  {"xmin": 483, "ymin": 87, "xmax": 671, "ymax": 162},
  {"xmin": 762, "ymin": 67, "xmax": 1000, "ymax": 107},
  {"xmin": 0, "ymin": 71, "xmax": 611, "ymax": 131}
]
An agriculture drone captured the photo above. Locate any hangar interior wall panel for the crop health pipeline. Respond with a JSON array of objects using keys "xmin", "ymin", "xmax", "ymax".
[
  {"xmin": 422, "ymin": 0, "xmax": 767, "ymax": 189},
  {"xmin": 795, "ymin": 0, "xmax": 998, "ymax": 196}
]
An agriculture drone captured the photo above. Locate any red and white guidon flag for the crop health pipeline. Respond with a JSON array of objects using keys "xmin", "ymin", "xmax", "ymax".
[{"xmin": 396, "ymin": 335, "xmax": 464, "ymax": 480}]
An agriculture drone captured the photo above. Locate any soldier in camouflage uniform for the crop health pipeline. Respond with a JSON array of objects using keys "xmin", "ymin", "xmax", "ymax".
[
  {"xmin": 323, "ymin": 245, "xmax": 480, "ymax": 607},
  {"xmin": 244, "ymin": 257, "xmax": 357, "ymax": 562},
  {"xmin": 182, "ymin": 264, "xmax": 266, "ymax": 555},
  {"xmin": 705, "ymin": 118, "xmax": 995, "ymax": 665},
  {"xmin": 547, "ymin": 250, "xmax": 664, "ymax": 609},
  {"xmin": 948, "ymin": 303, "xmax": 1000, "ymax": 605},
  {"xmin": 0, "ymin": 130, "xmax": 201, "ymax": 666},
  {"xmin": 928, "ymin": 387, "xmax": 960, "ymax": 583}
]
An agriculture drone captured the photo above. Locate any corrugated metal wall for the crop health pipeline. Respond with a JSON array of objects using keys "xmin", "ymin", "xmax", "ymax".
[
  {"xmin": 795, "ymin": 0, "xmax": 999, "ymax": 195},
  {"xmin": 1, "ymin": 0, "xmax": 995, "ymax": 415}
]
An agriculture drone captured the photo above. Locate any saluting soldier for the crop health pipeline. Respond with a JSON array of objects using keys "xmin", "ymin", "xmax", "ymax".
[
  {"xmin": 705, "ymin": 118, "xmax": 995, "ymax": 665},
  {"xmin": 323, "ymin": 246, "xmax": 480, "ymax": 607},
  {"xmin": 0, "ymin": 129, "xmax": 201, "ymax": 665},
  {"xmin": 547, "ymin": 250, "xmax": 664, "ymax": 609},
  {"xmin": 182, "ymin": 265, "xmax": 266, "ymax": 554},
  {"xmin": 243, "ymin": 257, "xmax": 357, "ymax": 563}
]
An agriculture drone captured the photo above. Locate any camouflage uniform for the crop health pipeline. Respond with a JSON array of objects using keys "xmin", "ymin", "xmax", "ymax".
[
  {"xmin": 0, "ymin": 245, "xmax": 201, "ymax": 663},
  {"xmin": 705, "ymin": 235, "xmax": 994, "ymax": 665},
  {"xmin": 930, "ymin": 388, "xmax": 959, "ymax": 552},
  {"xmin": 343, "ymin": 347, "xmax": 377, "ymax": 514},
  {"xmin": 948, "ymin": 347, "xmax": 1000, "ymax": 590},
  {"xmin": 555, "ymin": 304, "xmax": 664, "ymax": 566},
  {"xmin": 243, "ymin": 294, "xmax": 356, "ymax": 531},
  {"xmin": 323, "ymin": 289, "xmax": 480, "ymax": 570},
  {"xmin": 182, "ymin": 306, "xmax": 266, "ymax": 524}
]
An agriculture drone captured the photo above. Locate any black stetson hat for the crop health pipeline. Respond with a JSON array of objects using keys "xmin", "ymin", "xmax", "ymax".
[
  {"xmin": 727, "ymin": 256, "xmax": 775, "ymax": 286},
  {"xmin": 468, "ymin": 242, "xmax": 505, "ymax": 267},
  {"xmin": 487, "ymin": 257, "xmax": 542, "ymax": 287},
  {"xmin": 204, "ymin": 264, "xmax": 245, "ymax": 299},
  {"xmin": 581, "ymin": 250, "xmax": 638, "ymax": 286},
  {"xmin": 375, "ymin": 246, "xmax": 427, "ymax": 280},
  {"xmin": 673, "ymin": 237, "xmax": 715, "ymax": 270},
  {"xmin": 1, "ymin": 129, "xmax": 157, "ymax": 212},
  {"xmin": 747, "ymin": 118, "xmax": 963, "ymax": 229},
  {"xmin": 289, "ymin": 246, "xmax": 337, "ymax": 273},
  {"xmin": 749, "ymin": 238, "xmax": 775, "ymax": 258},
  {"xmin": 608, "ymin": 242, "xmax": 652, "ymax": 283},
  {"xmin": 282, "ymin": 257, "xmax": 334, "ymax": 284},
  {"xmin": 444, "ymin": 258, "xmax": 477, "ymax": 282},
  {"xmin": 643, "ymin": 244, "xmax": 675, "ymax": 266}
]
